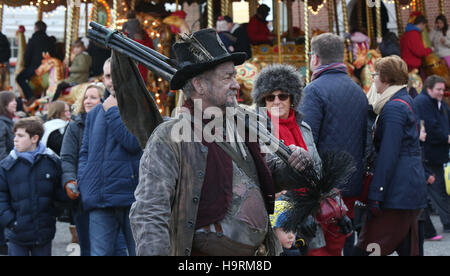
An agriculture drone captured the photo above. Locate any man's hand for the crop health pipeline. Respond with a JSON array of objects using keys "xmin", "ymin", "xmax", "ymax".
[
  {"xmin": 427, "ymin": 175, "xmax": 436, "ymax": 185},
  {"xmin": 102, "ymin": 95, "xmax": 118, "ymax": 111},
  {"xmin": 65, "ymin": 180, "xmax": 80, "ymax": 200},
  {"xmin": 419, "ymin": 128, "xmax": 427, "ymax": 142},
  {"xmin": 288, "ymin": 145, "xmax": 312, "ymax": 172}
]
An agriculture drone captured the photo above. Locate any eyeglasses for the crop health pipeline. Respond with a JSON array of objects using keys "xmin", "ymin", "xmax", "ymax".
[
  {"xmin": 308, "ymin": 51, "xmax": 316, "ymax": 57},
  {"xmin": 264, "ymin": 93, "xmax": 290, "ymax": 102},
  {"xmin": 371, "ymin": 72, "xmax": 380, "ymax": 78}
]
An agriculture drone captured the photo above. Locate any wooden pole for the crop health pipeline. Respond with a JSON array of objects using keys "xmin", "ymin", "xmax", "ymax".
[
  {"xmin": 92, "ymin": 0, "xmax": 98, "ymax": 23},
  {"xmin": 357, "ymin": 0, "xmax": 363, "ymax": 32},
  {"xmin": 304, "ymin": 0, "xmax": 310, "ymax": 84},
  {"xmin": 85, "ymin": 1, "xmax": 88, "ymax": 36},
  {"xmin": 112, "ymin": 0, "xmax": 118, "ymax": 29},
  {"xmin": 221, "ymin": 0, "xmax": 226, "ymax": 16},
  {"xmin": 63, "ymin": 4, "xmax": 68, "ymax": 47},
  {"xmin": 65, "ymin": 0, "xmax": 75, "ymax": 64},
  {"xmin": 395, "ymin": 0, "xmax": 403, "ymax": 37},
  {"xmin": 333, "ymin": 0, "xmax": 339, "ymax": 35},
  {"xmin": 0, "ymin": 0, "xmax": 3, "ymax": 33},
  {"xmin": 439, "ymin": 0, "xmax": 445, "ymax": 14},
  {"xmin": 37, "ymin": 1, "xmax": 43, "ymax": 21},
  {"xmin": 327, "ymin": 0, "xmax": 334, "ymax": 33},
  {"xmin": 376, "ymin": 0, "xmax": 382, "ymax": 43},
  {"xmin": 207, "ymin": 0, "xmax": 213, "ymax": 28},
  {"xmin": 341, "ymin": 0, "xmax": 352, "ymax": 62},
  {"xmin": 287, "ymin": 0, "xmax": 293, "ymax": 39},
  {"xmin": 277, "ymin": 0, "xmax": 282, "ymax": 63},
  {"xmin": 366, "ymin": 0, "xmax": 374, "ymax": 47}
]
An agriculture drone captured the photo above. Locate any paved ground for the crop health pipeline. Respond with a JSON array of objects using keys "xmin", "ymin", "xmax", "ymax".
[
  {"xmin": 2, "ymin": 215, "xmax": 449, "ymax": 256},
  {"xmin": 52, "ymin": 215, "xmax": 450, "ymax": 256}
]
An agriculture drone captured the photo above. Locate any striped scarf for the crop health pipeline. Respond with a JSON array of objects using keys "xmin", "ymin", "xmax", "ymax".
[{"xmin": 311, "ymin": 62, "xmax": 348, "ymax": 81}]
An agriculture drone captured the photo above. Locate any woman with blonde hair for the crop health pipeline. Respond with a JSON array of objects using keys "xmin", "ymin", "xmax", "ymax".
[
  {"xmin": 354, "ymin": 56, "xmax": 427, "ymax": 256},
  {"xmin": 429, "ymin": 14, "xmax": 450, "ymax": 69},
  {"xmin": 60, "ymin": 83, "xmax": 103, "ymax": 255}
]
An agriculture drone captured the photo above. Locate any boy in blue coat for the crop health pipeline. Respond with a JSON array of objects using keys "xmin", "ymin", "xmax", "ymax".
[{"xmin": 0, "ymin": 117, "xmax": 67, "ymax": 256}]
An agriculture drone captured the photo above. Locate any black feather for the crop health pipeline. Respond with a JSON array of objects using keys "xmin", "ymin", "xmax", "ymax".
[{"xmin": 281, "ymin": 151, "xmax": 356, "ymax": 232}]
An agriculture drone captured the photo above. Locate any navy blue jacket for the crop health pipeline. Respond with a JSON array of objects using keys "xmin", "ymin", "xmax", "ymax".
[
  {"xmin": 370, "ymin": 89, "xmax": 427, "ymax": 210},
  {"xmin": 77, "ymin": 105, "xmax": 142, "ymax": 211},
  {"xmin": 0, "ymin": 148, "xmax": 67, "ymax": 246},
  {"xmin": 299, "ymin": 69, "xmax": 368, "ymax": 198},
  {"xmin": 414, "ymin": 90, "xmax": 450, "ymax": 166}
]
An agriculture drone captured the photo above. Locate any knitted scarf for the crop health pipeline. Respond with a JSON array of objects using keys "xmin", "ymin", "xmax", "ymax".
[
  {"xmin": 268, "ymin": 109, "xmax": 308, "ymax": 151},
  {"xmin": 311, "ymin": 63, "xmax": 348, "ymax": 82},
  {"xmin": 373, "ymin": 85, "xmax": 407, "ymax": 115}
]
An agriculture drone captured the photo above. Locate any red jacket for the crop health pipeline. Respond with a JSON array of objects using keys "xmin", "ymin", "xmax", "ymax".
[
  {"xmin": 246, "ymin": 15, "xmax": 272, "ymax": 44},
  {"xmin": 134, "ymin": 35, "xmax": 154, "ymax": 83},
  {"xmin": 400, "ymin": 24, "xmax": 432, "ymax": 71}
]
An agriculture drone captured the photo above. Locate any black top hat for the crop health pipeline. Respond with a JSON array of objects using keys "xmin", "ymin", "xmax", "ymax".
[{"xmin": 170, "ymin": 28, "xmax": 247, "ymax": 90}]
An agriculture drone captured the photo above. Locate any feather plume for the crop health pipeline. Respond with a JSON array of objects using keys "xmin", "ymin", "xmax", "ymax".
[{"xmin": 179, "ymin": 33, "xmax": 214, "ymax": 62}]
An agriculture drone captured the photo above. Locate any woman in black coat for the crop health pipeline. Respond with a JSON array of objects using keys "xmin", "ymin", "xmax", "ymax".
[{"xmin": 0, "ymin": 91, "xmax": 16, "ymax": 254}]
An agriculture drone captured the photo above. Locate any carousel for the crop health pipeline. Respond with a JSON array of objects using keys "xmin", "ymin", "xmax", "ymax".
[{"xmin": 1, "ymin": 0, "xmax": 449, "ymax": 113}]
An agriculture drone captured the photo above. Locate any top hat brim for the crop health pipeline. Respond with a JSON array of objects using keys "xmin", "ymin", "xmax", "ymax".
[{"xmin": 170, "ymin": 52, "xmax": 247, "ymax": 90}]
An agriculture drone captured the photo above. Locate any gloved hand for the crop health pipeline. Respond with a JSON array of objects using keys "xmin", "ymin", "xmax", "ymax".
[
  {"xmin": 64, "ymin": 180, "xmax": 80, "ymax": 200},
  {"xmin": 368, "ymin": 200, "xmax": 382, "ymax": 219},
  {"xmin": 299, "ymin": 215, "xmax": 318, "ymax": 238},
  {"xmin": 337, "ymin": 215, "xmax": 353, "ymax": 235}
]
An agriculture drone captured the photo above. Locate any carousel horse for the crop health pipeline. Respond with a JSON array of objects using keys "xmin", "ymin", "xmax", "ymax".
[
  {"xmin": 25, "ymin": 53, "xmax": 88, "ymax": 114},
  {"xmin": 353, "ymin": 45, "xmax": 381, "ymax": 93},
  {"xmin": 14, "ymin": 26, "xmax": 26, "ymax": 96}
]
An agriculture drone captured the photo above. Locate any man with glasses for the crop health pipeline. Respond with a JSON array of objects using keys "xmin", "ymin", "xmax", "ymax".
[{"xmin": 299, "ymin": 33, "xmax": 368, "ymax": 256}]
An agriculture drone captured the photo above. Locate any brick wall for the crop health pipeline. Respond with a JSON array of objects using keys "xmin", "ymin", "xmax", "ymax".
[{"xmin": 291, "ymin": 0, "xmax": 450, "ymax": 35}]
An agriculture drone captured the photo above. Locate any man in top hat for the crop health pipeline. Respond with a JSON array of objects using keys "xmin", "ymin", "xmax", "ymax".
[{"xmin": 129, "ymin": 28, "xmax": 313, "ymax": 256}]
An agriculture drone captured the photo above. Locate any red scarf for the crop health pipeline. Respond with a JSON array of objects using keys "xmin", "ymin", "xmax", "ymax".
[{"xmin": 268, "ymin": 109, "xmax": 308, "ymax": 151}]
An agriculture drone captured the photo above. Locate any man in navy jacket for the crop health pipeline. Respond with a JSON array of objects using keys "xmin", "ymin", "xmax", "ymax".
[
  {"xmin": 77, "ymin": 65, "xmax": 142, "ymax": 255},
  {"xmin": 299, "ymin": 33, "xmax": 368, "ymax": 255},
  {"xmin": 414, "ymin": 75, "xmax": 450, "ymax": 232}
]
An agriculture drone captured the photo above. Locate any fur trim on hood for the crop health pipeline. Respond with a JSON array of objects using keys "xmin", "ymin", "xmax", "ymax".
[{"xmin": 251, "ymin": 64, "xmax": 304, "ymax": 108}]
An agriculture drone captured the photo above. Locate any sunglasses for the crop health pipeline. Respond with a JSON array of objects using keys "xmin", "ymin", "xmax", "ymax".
[{"xmin": 264, "ymin": 93, "xmax": 290, "ymax": 102}]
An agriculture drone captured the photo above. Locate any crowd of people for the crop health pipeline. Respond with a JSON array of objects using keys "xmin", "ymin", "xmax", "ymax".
[{"xmin": 0, "ymin": 7, "xmax": 448, "ymax": 257}]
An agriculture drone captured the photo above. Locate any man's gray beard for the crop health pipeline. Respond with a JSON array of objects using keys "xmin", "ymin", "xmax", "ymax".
[{"xmin": 225, "ymin": 90, "xmax": 237, "ymax": 107}]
